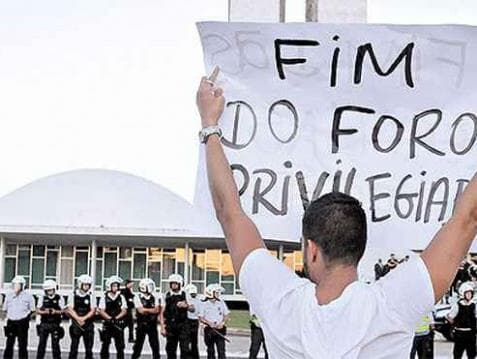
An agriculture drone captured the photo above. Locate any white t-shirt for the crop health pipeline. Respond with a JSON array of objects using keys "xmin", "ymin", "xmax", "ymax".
[{"xmin": 239, "ymin": 248, "xmax": 435, "ymax": 359}]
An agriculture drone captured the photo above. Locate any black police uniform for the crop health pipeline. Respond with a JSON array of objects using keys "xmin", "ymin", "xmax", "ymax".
[
  {"xmin": 37, "ymin": 294, "xmax": 64, "ymax": 359},
  {"xmin": 100, "ymin": 293, "xmax": 126, "ymax": 359},
  {"xmin": 132, "ymin": 293, "xmax": 160, "ymax": 359},
  {"xmin": 249, "ymin": 318, "xmax": 268, "ymax": 359},
  {"xmin": 453, "ymin": 300, "xmax": 477, "ymax": 359},
  {"xmin": 121, "ymin": 287, "xmax": 135, "ymax": 342},
  {"xmin": 68, "ymin": 290, "xmax": 95, "ymax": 359},
  {"xmin": 164, "ymin": 291, "xmax": 190, "ymax": 359}
]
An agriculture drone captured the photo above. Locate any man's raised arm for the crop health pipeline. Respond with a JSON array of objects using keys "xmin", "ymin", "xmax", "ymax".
[
  {"xmin": 421, "ymin": 174, "xmax": 477, "ymax": 302},
  {"xmin": 196, "ymin": 73, "xmax": 265, "ymax": 275}
]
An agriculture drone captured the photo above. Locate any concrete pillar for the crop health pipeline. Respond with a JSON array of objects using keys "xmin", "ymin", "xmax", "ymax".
[
  {"xmin": 228, "ymin": 0, "xmax": 286, "ymax": 22},
  {"xmin": 306, "ymin": 0, "xmax": 367, "ymax": 23},
  {"xmin": 184, "ymin": 242, "xmax": 190, "ymax": 285},
  {"xmin": 0, "ymin": 236, "xmax": 5, "ymax": 289},
  {"xmin": 90, "ymin": 240, "xmax": 97, "ymax": 291},
  {"xmin": 278, "ymin": 245, "xmax": 284, "ymax": 261}
]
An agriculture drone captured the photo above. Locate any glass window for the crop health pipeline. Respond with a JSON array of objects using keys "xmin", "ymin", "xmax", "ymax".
[
  {"xmin": 97, "ymin": 246, "xmax": 104, "ymax": 257},
  {"xmin": 33, "ymin": 245, "xmax": 45, "ymax": 257},
  {"xmin": 294, "ymin": 251, "xmax": 304, "ymax": 272},
  {"xmin": 176, "ymin": 248, "xmax": 185, "ymax": 262},
  {"xmin": 148, "ymin": 248, "xmax": 161, "ymax": 261},
  {"xmin": 162, "ymin": 251, "xmax": 176, "ymax": 279},
  {"xmin": 5, "ymin": 244, "xmax": 16, "ymax": 256},
  {"xmin": 133, "ymin": 253, "xmax": 146, "ymax": 279},
  {"xmin": 62, "ymin": 246, "xmax": 74, "ymax": 257},
  {"xmin": 221, "ymin": 253, "xmax": 235, "ymax": 281},
  {"xmin": 104, "ymin": 252, "xmax": 117, "ymax": 277},
  {"xmin": 119, "ymin": 261, "xmax": 132, "ymax": 280},
  {"xmin": 222, "ymin": 282, "xmax": 234, "ymax": 295},
  {"xmin": 120, "ymin": 247, "xmax": 132, "ymax": 259},
  {"xmin": 32, "ymin": 258, "xmax": 45, "ymax": 286},
  {"xmin": 96, "ymin": 259, "xmax": 103, "ymax": 289},
  {"xmin": 75, "ymin": 251, "xmax": 89, "ymax": 277},
  {"xmin": 206, "ymin": 249, "xmax": 221, "ymax": 263},
  {"xmin": 60, "ymin": 258, "xmax": 74, "ymax": 287},
  {"xmin": 206, "ymin": 268, "xmax": 220, "ymax": 286},
  {"xmin": 206, "ymin": 249, "xmax": 220, "ymax": 286},
  {"xmin": 17, "ymin": 248, "xmax": 31, "ymax": 276},
  {"xmin": 192, "ymin": 251, "xmax": 205, "ymax": 281},
  {"xmin": 177, "ymin": 262, "xmax": 185, "ymax": 278},
  {"xmin": 4, "ymin": 257, "xmax": 16, "ymax": 282},
  {"xmin": 148, "ymin": 261, "xmax": 161, "ymax": 287},
  {"xmin": 46, "ymin": 251, "xmax": 58, "ymax": 277}
]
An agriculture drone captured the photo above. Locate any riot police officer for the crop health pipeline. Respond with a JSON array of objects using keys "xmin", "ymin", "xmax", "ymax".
[
  {"xmin": 66, "ymin": 274, "xmax": 96, "ymax": 359},
  {"xmin": 121, "ymin": 279, "xmax": 135, "ymax": 343},
  {"xmin": 132, "ymin": 278, "xmax": 162, "ymax": 359},
  {"xmin": 199, "ymin": 284, "xmax": 230, "ymax": 359},
  {"xmin": 36, "ymin": 280, "xmax": 65, "ymax": 359},
  {"xmin": 184, "ymin": 284, "xmax": 201, "ymax": 359},
  {"xmin": 248, "ymin": 311, "xmax": 268, "ymax": 359},
  {"xmin": 447, "ymin": 282, "xmax": 477, "ymax": 359},
  {"xmin": 98, "ymin": 275, "xmax": 127, "ymax": 359},
  {"xmin": 2, "ymin": 275, "xmax": 35, "ymax": 359},
  {"xmin": 160, "ymin": 273, "xmax": 190, "ymax": 359}
]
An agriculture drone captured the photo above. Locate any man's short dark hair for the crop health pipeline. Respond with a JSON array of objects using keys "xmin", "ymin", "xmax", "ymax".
[{"xmin": 302, "ymin": 192, "xmax": 367, "ymax": 267}]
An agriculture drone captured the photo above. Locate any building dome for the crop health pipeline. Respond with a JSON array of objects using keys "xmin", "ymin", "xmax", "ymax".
[{"xmin": 0, "ymin": 169, "xmax": 205, "ymax": 237}]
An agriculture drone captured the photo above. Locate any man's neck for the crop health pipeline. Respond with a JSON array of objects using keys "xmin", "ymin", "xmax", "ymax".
[{"xmin": 315, "ymin": 265, "xmax": 358, "ymax": 305}]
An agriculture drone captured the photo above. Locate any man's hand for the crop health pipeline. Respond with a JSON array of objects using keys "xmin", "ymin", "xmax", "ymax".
[
  {"xmin": 196, "ymin": 69, "xmax": 265, "ymax": 275},
  {"xmin": 176, "ymin": 300, "xmax": 188, "ymax": 309},
  {"xmin": 160, "ymin": 327, "xmax": 167, "ymax": 337},
  {"xmin": 196, "ymin": 67, "xmax": 225, "ymax": 128}
]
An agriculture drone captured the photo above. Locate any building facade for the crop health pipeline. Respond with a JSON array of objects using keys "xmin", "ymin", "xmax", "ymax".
[{"xmin": 0, "ymin": 169, "xmax": 302, "ymax": 301}]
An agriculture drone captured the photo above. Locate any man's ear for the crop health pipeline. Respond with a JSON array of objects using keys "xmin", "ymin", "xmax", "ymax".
[{"xmin": 307, "ymin": 239, "xmax": 318, "ymax": 263}]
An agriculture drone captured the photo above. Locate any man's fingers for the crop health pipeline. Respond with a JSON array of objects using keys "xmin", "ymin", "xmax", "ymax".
[
  {"xmin": 213, "ymin": 88, "xmax": 224, "ymax": 97},
  {"xmin": 208, "ymin": 66, "xmax": 220, "ymax": 83}
]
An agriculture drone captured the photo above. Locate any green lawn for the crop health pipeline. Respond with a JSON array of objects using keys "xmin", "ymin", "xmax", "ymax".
[{"xmin": 228, "ymin": 309, "xmax": 250, "ymax": 330}]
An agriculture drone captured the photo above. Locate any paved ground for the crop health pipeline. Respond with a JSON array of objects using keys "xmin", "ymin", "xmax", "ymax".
[{"xmin": 0, "ymin": 321, "xmax": 457, "ymax": 358}]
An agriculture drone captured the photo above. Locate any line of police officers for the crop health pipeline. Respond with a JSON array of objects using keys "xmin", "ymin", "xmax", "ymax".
[{"xmin": 2, "ymin": 273, "xmax": 230, "ymax": 359}]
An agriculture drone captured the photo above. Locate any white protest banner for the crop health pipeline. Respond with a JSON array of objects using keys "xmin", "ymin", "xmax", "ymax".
[{"xmin": 194, "ymin": 22, "xmax": 477, "ymax": 250}]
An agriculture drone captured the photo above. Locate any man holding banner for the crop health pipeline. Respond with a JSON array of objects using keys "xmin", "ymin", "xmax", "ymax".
[{"xmin": 196, "ymin": 65, "xmax": 477, "ymax": 358}]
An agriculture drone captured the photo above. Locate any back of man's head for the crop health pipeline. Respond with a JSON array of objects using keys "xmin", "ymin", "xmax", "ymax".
[{"xmin": 302, "ymin": 192, "xmax": 367, "ymax": 267}]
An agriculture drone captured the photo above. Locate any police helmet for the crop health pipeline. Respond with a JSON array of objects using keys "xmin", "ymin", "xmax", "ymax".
[
  {"xmin": 11, "ymin": 275, "xmax": 26, "ymax": 289},
  {"xmin": 77, "ymin": 274, "xmax": 93, "ymax": 290},
  {"xmin": 139, "ymin": 278, "xmax": 155, "ymax": 294},
  {"xmin": 43, "ymin": 279, "xmax": 57, "ymax": 292},
  {"xmin": 105, "ymin": 275, "xmax": 123, "ymax": 291},
  {"xmin": 184, "ymin": 283, "xmax": 198, "ymax": 295},
  {"xmin": 459, "ymin": 282, "xmax": 475, "ymax": 297},
  {"xmin": 168, "ymin": 274, "xmax": 183, "ymax": 286},
  {"xmin": 205, "ymin": 283, "xmax": 224, "ymax": 299}
]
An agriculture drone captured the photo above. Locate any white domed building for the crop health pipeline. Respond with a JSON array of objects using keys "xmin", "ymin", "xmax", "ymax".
[{"xmin": 0, "ymin": 169, "xmax": 301, "ymax": 301}]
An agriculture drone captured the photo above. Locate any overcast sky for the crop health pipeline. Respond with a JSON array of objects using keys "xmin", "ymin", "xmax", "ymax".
[{"xmin": 0, "ymin": 1, "xmax": 475, "ymax": 203}]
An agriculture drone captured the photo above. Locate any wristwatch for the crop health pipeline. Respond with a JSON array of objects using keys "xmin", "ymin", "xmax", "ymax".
[{"xmin": 199, "ymin": 125, "xmax": 223, "ymax": 144}]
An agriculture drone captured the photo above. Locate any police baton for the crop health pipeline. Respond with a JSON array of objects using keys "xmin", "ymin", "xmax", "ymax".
[
  {"xmin": 199, "ymin": 319, "xmax": 230, "ymax": 343},
  {"xmin": 71, "ymin": 319, "xmax": 85, "ymax": 332}
]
